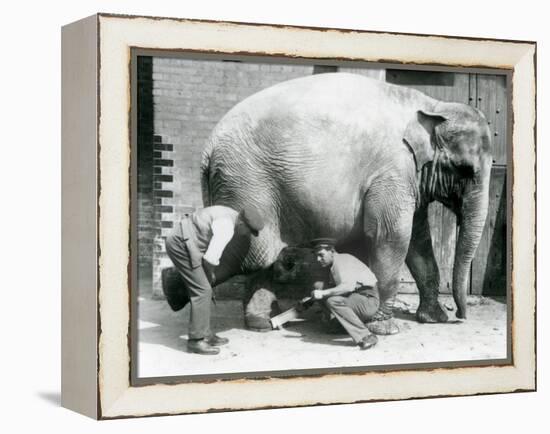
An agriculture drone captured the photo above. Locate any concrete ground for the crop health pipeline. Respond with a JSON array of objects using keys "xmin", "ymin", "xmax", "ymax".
[{"xmin": 136, "ymin": 294, "xmax": 507, "ymax": 379}]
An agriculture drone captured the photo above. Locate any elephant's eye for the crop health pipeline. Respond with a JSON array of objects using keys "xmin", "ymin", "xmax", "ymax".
[{"xmin": 450, "ymin": 160, "xmax": 475, "ymax": 178}]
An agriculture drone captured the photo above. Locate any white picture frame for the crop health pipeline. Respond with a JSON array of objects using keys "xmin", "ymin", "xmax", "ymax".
[{"xmin": 61, "ymin": 13, "xmax": 536, "ymax": 419}]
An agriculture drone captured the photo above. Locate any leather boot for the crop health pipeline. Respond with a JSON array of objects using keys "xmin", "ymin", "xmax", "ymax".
[
  {"xmin": 187, "ymin": 338, "xmax": 220, "ymax": 355},
  {"xmin": 206, "ymin": 334, "xmax": 229, "ymax": 346},
  {"xmin": 359, "ymin": 334, "xmax": 378, "ymax": 350}
]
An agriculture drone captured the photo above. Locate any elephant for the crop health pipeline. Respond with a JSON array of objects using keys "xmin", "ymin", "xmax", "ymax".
[{"xmin": 200, "ymin": 72, "xmax": 492, "ymax": 329}]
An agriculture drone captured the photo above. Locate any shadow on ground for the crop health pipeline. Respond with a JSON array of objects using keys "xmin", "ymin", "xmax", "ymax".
[
  {"xmin": 136, "ymin": 295, "xmax": 508, "ymax": 378},
  {"xmin": 137, "ymin": 297, "xmax": 246, "ymax": 354}
]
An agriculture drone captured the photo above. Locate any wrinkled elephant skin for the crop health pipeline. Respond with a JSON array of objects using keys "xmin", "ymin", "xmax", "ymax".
[{"xmin": 200, "ymin": 73, "xmax": 492, "ymax": 325}]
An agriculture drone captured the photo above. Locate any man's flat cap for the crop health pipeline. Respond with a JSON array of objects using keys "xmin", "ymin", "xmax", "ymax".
[
  {"xmin": 310, "ymin": 237, "xmax": 337, "ymax": 250},
  {"xmin": 239, "ymin": 206, "xmax": 264, "ymax": 236}
]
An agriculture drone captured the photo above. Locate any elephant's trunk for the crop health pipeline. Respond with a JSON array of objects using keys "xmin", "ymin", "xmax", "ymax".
[{"xmin": 452, "ymin": 159, "xmax": 491, "ymax": 319}]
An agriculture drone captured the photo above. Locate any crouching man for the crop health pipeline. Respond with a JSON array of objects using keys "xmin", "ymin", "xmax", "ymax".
[
  {"xmin": 311, "ymin": 238, "xmax": 379, "ymax": 350},
  {"xmin": 165, "ymin": 205, "xmax": 264, "ymax": 355}
]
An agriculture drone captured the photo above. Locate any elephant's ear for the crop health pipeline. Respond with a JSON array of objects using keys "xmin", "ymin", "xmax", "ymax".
[{"xmin": 403, "ymin": 110, "xmax": 447, "ymax": 171}]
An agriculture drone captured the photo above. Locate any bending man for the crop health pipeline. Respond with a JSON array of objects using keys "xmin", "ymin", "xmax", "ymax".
[{"xmin": 165, "ymin": 205, "xmax": 264, "ymax": 355}]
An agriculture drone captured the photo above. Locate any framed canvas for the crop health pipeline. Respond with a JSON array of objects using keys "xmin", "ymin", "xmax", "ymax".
[{"xmin": 61, "ymin": 13, "xmax": 536, "ymax": 419}]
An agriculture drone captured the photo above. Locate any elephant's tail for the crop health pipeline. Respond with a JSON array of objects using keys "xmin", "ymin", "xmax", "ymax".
[{"xmin": 200, "ymin": 140, "xmax": 214, "ymax": 207}]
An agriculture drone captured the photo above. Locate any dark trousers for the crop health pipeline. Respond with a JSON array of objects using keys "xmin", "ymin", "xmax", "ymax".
[
  {"xmin": 165, "ymin": 227, "xmax": 212, "ymax": 340},
  {"xmin": 325, "ymin": 288, "xmax": 380, "ymax": 343}
]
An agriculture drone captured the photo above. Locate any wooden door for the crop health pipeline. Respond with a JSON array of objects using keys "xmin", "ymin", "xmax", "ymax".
[{"xmin": 470, "ymin": 75, "xmax": 508, "ymax": 296}]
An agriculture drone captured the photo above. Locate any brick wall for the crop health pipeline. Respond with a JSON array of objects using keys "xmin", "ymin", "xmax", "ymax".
[
  {"xmin": 136, "ymin": 57, "xmax": 154, "ymax": 288},
  {"xmin": 153, "ymin": 59, "xmax": 315, "ymax": 220},
  {"xmin": 137, "ymin": 57, "xmax": 385, "ymax": 297},
  {"xmin": 138, "ymin": 58, "xmax": 316, "ymax": 296}
]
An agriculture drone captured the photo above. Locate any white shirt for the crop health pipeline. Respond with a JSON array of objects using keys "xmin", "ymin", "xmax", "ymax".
[
  {"xmin": 202, "ymin": 217, "xmax": 235, "ymax": 266},
  {"xmin": 330, "ymin": 253, "xmax": 377, "ymax": 288}
]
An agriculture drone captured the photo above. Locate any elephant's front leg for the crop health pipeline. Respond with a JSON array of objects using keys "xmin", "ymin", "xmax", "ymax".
[
  {"xmin": 363, "ymin": 194, "xmax": 415, "ymax": 335},
  {"xmin": 366, "ymin": 242, "xmax": 408, "ymax": 335},
  {"xmin": 406, "ymin": 206, "xmax": 449, "ymax": 323}
]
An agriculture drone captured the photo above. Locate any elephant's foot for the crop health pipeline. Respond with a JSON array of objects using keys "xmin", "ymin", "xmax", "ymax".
[
  {"xmin": 244, "ymin": 314, "xmax": 273, "ymax": 332},
  {"xmin": 366, "ymin": 318, "xmax": 399, "ymax": 335},
  {"xmin": 415, "ymin": 300, "xmax": 449, "ymax": 323},
  {"xmin": 243, "ymin": 288, "xmax": 281, "ymax": 332},
  {"xmin": 366, "ymin": 308, "xmax": 399, "ymax": 335}
]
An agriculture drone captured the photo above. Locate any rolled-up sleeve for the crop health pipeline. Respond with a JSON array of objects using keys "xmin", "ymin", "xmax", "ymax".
[{"xmin": 202, "ymin": 218, "xmax": 234, "ymax": 266}]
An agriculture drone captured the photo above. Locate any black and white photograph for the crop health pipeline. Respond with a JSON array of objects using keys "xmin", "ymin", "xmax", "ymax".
[
  {"xmin": 132, "ymin": 55, "xmax": 509, "ymax": 381},
  {"xmin": 2, "ymin": 0, "xmax": 544, "ymax": 428}
]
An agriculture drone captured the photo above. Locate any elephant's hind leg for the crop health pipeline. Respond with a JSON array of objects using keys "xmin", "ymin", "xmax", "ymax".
[
  {"xmin": 242, "ymin": 268, "xmax": 281, "ymax": 331},
  {"xmin": 406, "ymin": 206, "xmax": 449, "ymax": 323},
  {"xmin": 240, "ymin": 225, "xmax": 287, "ymax": 331}
]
